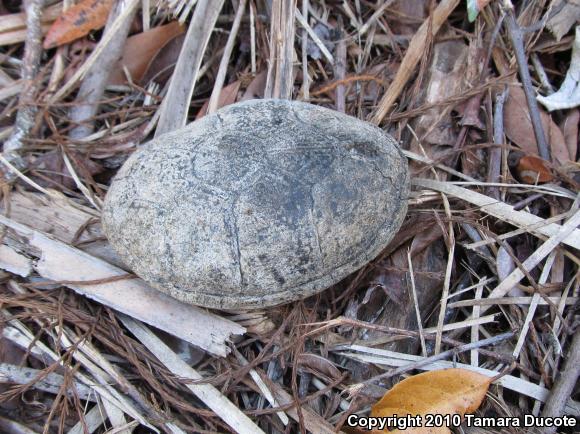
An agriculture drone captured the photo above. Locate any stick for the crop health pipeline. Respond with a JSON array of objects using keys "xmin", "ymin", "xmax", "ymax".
[
  {"xmin": 50, "ymin": 0, "xmax": 140, "ymax": 102},
  {"xmin": 2, "ymin": 0, "xmax": 45, "ymax": 175},
  {"xmin": 361, "ymin": 332, "xmax": 514, "ymax": 385},
  {"xmin": 334, "ymin": 21, "xmax": 346, "ymax": 113},
  {"xmin": 121, "ymin": 316, "xmax": 265, "ymax": 434},
  {"xmin": 541, "ymin": 330, "xmax": 580, "ymax": 433},
  {"xmin": 265, "ymin": 0, "xmax": 297, "ymax": 99},
  {"xmin": 155, "ymin": 0, "xmax": 225, "ymax": 136},
  {"xmin": 485, "ymin": 209, "xmax": 580, "ymax": 304},
  {"xmin": 488, "ymin": 86, "xmax": 508, "ymax": 199},
  {"xmin": 412, "ymin": 179, "xmax": 580, "ymax": 250},
  {"xmin": 207, "ymin": 0, "xmax": 247, "ymax": 115},
  {"xmin": 502, "ymin": 0, "xmax": 550, "ymax": 160},
  {"xmin": 0, "ymin": 215, "xmax": 245, "ymax": 357},
  {"xmin": 295, "ymin": 8, "xmax": 333, "ymax": 64},
  {"xmin": 69, "ymin": 0, "xmax": 137, "ymax": 139},
  {"xmin": 370, "ymin": 0, "xmax": 460, "ymax": 124},
  {"xmin": 300, "ymin": 0, "xmax": 309, "ymax": 100}
]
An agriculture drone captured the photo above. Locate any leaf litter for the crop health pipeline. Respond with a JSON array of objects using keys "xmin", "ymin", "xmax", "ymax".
[{"xmin": 0, "ymin": 1, "xmax": 578, "ymax": 433}]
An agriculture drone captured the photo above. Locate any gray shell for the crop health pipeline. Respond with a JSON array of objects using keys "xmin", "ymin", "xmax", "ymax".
[{"xmin": 102, "ymin": 99, "xmax": 409, "ymax": 309}]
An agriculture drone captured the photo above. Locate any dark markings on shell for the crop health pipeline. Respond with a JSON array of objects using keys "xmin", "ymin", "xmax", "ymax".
[{"xmin": 102, "ymin": 99, "xmax": 410, "ymax": 309}]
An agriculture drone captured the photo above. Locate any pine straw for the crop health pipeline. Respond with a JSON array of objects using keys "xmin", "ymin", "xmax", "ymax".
[{"xmin": 0, "ymin": 0, "xmax": 579, "ymax": 433}]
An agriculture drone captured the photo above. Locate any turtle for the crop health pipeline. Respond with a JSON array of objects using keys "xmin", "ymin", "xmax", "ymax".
[{"xmin": 101, "ymin": 99, "xmax": 409, "ymax": 309}]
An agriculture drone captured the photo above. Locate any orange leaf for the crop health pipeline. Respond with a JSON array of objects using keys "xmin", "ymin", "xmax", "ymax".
[
  {"xmin": 108, "ymin": 21, "xmax": 185, "ymax": 85},
  {"xmin": 516, "ymin": 155, "xmax": 554, "ymax": 184},
  {"xmin": 370, "ymin": 369, "xmax": 491, "ymax": 434},
  {"xmin": 43, "ymin": 0, "xmax": 114, "ymax": 49},
  {"xmin": 503, "ymin": 85, "xmax": 570, "ymax": 165}
]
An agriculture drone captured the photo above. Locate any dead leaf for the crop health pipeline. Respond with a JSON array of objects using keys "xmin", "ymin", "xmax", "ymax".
[
  {"xmin": 371, "ymin": 369, "xmax": 491, "ymax": 433},
  {"xmin": 504, "ymin": 85, "xmax": 570, "ymax": 164},
  {"xmin": 409, "ymin": 223, "xmax": 442, "ymax": 256},
  {"xmin": 560, "ymin": 109, "xmax": 579, "ymax": 161},
  {"xmin": 547, "ymin": 0, "xmax": 580, "ymax": 41},
  {"xmin": 30, "ymin": 150, "xmax": 103, "ymax": 190},
  {"xmin": 108, "ymin": 21, "xmax": 185, "ymax": 85},
  {"xmin": 241, "ymin": 71, "xmax": 267, "ymax": 101},
  {"xmin": 297, "ymin": 353, "xmax": 342, "ymax": 381},
  {"xmin": 43, "ymin": 0, "xmax": 114, "ymax": 49},
  {"xmin": 515, "ymin": 155, "xmax": 554, "ymax": 184},
  {"xmin": 196, "ymin": 80, "xmax": 241, "ymax": 119},
  {"xmin": 389, "ymin": 0, "xmax": 428, "ymax": 35},
  {"xmin": 141, "ymin": 33, "xmax": 186, "ymax": 85},
  {"xmin": 461, "ymin": 147, "xmax": 487, "ymax": 179}
]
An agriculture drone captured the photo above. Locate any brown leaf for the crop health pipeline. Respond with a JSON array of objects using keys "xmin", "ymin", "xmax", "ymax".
[
  {"xmin": 370, "ymin": 369, "xmax": 491, "ymax": 433},
  {"xmin": 460, "ymin": 147, "xmax": 487, "ymax": 180},
  {"xmin": 30, "ymin": 150, "xmax": 103, "ymax": 190},
  {"xmin": 297, "ymin": 353, "xmax": 342, "ymax": 380},
  {"xmin": 560, "ymin": 109, "xmax": 579, "ymax": 161},
  {"xmin": 241, "ymin": 71, "xmax": 267, "ymax": 101},
  {"xmin": 141, "ymin": 33, "xmax": 186, "ymax": 85},
  {"xmin": 515, "ymin": 155, "xmax": 554, "ymax": 184},
  {"xmin": 43, "ymin": 0, "xmax": 114, "ymax": 49},
  {"xmin": 196, "ymin": 80, "xmax": 242, "ymax": 119},
  {"xmin": 108, "ymin": 21, "xmax": 185, "ymax": 85},
  {"xmin": 409, "ymin": 223, "xmax": 442, "ymax": 257},
  {"xmin": 503, "ymin": 85, "xmax": 570, "ymax": 164}
]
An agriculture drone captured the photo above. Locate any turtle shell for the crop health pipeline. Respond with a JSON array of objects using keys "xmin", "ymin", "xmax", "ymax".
[{"xmin": 102, "ymin": 99, "xmax": 409, "ymax": 309}]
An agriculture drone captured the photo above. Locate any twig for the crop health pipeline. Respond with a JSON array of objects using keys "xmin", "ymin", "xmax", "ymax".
[
  {"xmin": 361, "ymin": 332, "xmax": 514, "ymax": 385},
  {"xmin": 207, "ymin": 0, "xmax": 247, "ymax": 115},
  {"xmin": 487, "ymin": 86, "xmax": 508, "ymax": 199},
  {"xmin": 50, "ymin": 0, "xmax": 141, "ymax": 102},
  {"xmin": 156, "ymin": 0, "xmax": 225, "ymax": 136},
  {"xmin": 531, "ymin": 52, "xmax": 555, "ymax": 94},
  {"xmin": 412, "ymin": 179, "xmax": 580, "ymax": 250},
  {"xmin": 370, "ymin": 0, "xmax": 460, "ymax": 124},
  {"xmin": 300, "ymin": 0, "xmax": 309, "ymax": 100},
  {"xmin": 502, "ymin": 0, "xmax": 550, "ymax": 160},
  {"xmin": 0, "ymin": 362, "xmax": 93, "ymax": 400},
  {"xmin": 470, "ymin": 279, "xmax": 485, "ymax": 367},
  {"xmin": 234, "ymin": 350, "xmax": 289, "ymax": 426},
  {"xmin": 512, "ymin": 251, "xmax": 557, "ymax": 359},
  {"xmin": 358, "ymin": 0, "xmax": 396, "ymax": 36},
  {"xmin": 249, "ymin": 1, "xmax": 256, "ymax": 74},
  {"xmin": 1, "ymin": 0, "xmax": 45, "ymax": 175},
  {"xmin": 334, "ymin": 21, "xmax": 346, "ymax": 113},
  {"xmin": 435, "ymin": 193, "xmax": 455, "ymax": 354},
  {"xmin": 295, "ymin": 8, "xmax": 333, "ymax": 64},
  {"xmin": 69, "ymin": 0, "xmax": 137, "ymax": 139},
  {"xmin": 121, "ymin": 316, "xmax": 265, "ymax": 434},
  {"xmin": 484, "ymin": 209, "xmax": 580, "ymax": 306},
  {"xmin": 540, "ymin": 330, "xmax": 580, "ymax": 433},
  {"xmin": 407, "ymin": 249, "xmax": 426, "ymax": 357},
  {"xmin": 265, "ymin": 0, "xmax": 297, "ymax": 99}
]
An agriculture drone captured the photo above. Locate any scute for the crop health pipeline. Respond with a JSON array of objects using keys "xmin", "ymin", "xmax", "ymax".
[{"xmin": 102, "ymin": 99, "xmax": 409, "ymax": 309}]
